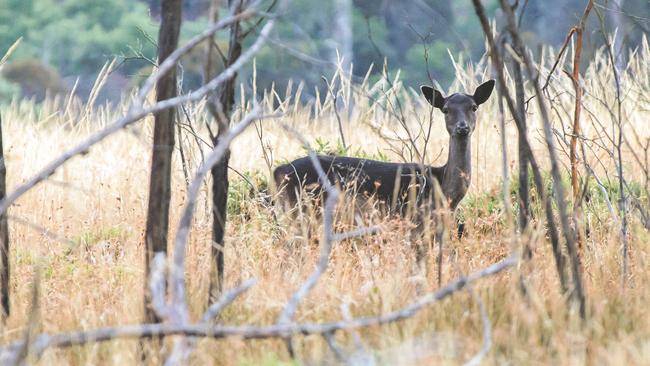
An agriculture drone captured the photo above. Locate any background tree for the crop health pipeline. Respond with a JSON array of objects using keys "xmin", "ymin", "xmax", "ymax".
[
  {"xmin": 1, "ymin": 0, "xmax": 648, "ymax": 104},
  {"xmin": 333, "ymin": 0, "xmax": 353, "ymax": 70},
  {"xmin": 143, "ymin": 0, "xmax": 183, "ymax": 324}
]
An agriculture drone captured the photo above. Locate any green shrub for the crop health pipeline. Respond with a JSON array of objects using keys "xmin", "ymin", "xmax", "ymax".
[{"xmin": 1, "ymin": 59, "xmax": 65, "ymax": 101}]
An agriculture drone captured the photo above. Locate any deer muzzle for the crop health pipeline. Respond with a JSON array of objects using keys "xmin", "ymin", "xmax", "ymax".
[{"xmin": 455, "ymin": 122, "xmax": 470, "ymax": 137}]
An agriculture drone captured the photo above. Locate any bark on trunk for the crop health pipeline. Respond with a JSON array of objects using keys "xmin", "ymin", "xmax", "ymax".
[
  {"xmin": 0, "ymin": 113, "xmax": 10, "ymax": 319},
  {"xmin": 143, "ymin": 0, "xmax": 183, "ymax": 325},
  {"xmin": 512, "ymin": 60, "xmax": 530, "ymax": 234},
  {"xmin": 208, "ymin": 0, "xmax": 243, "ymax": 302}
]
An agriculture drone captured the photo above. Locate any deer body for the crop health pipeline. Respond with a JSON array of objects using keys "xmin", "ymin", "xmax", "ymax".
[{"xmin": 273, "ymin": 80, "xmax": 495, "ymax": 213}]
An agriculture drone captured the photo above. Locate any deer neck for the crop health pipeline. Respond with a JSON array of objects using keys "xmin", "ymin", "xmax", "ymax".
[{"xmin": 442, "ymin": 136, "xmax": 472, "ymax": 209}]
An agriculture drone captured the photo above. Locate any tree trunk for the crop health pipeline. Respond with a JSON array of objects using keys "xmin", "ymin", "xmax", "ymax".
[
  {"xmin": 512, "ymin": 52, "xmax": 530, "ymax": 234},
  {"xmin": 0, "ymin": 113, "xmax": 10, "ymax": 319},
  {"xmin": 607, "ymin": 0, "xmax": 626, "ymax": 72},
  {"xmin": 208, "ymin": 0, "xmax": 243, "ymax": 302},
  {"xmin": 143, "ymin": 0, "xmax": 183, "ymax": 325},
  {"xmin": 333, "ymin": 0, "xmax": 353, "ymax": 71}
]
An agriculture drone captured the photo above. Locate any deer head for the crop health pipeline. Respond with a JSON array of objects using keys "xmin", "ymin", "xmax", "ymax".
[{"xmin": 420, "ymin": 80, "xmax": 495, "ymax": 139}]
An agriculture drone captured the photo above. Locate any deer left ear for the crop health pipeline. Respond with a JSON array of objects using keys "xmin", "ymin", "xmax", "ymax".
[
  {"xmin": 421, "ymin": 85, "xmax": 445, "ymax": 109},
  {"xmin": 472, "ymin": 80, "xmax": 495, "ymax": 105}
]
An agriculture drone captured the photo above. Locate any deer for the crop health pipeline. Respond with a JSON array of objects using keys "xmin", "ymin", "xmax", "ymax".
[
  {"xmin": 273, "ymin": 80, "xmax": 495, "ymax": 287},
  {"xmin": 273, "ymin": 80, "xmax": 495, "ymax": 218}
]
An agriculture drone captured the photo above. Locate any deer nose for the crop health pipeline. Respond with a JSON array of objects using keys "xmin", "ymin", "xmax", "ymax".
[{"xmin": 456, "ymin": 122, "xmax": 470, "ymax": 136}]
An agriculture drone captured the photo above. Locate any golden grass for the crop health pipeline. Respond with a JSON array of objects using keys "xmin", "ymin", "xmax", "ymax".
[{"xmin": 0, "ymin": 39, "xmax": 649, "ymax": 365}]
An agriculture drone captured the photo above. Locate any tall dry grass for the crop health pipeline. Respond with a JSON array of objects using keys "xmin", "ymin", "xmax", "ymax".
[{"xmin": 0, "ymin": 38, "xmax": 648, "ymax": 365}]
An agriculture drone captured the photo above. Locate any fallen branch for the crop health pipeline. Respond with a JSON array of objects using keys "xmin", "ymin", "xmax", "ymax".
[{"xmin": 0, "ymin": 254, "xmax": 518, "ymax": 362}]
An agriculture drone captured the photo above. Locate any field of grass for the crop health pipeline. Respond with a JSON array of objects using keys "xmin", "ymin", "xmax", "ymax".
[{"xmin": 0, "ymin": 39, "xmax": 649, "ymax": 365}]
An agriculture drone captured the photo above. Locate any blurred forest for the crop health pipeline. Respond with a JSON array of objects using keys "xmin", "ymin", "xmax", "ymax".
[{"xmin": 0, "ymin": 0, "xmax": 648, "ymax": 104}]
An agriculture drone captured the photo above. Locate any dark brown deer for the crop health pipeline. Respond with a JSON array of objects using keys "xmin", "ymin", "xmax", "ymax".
[{"xmin": 273, "ymin": 80, "xmax": 495, "ymax": 216}]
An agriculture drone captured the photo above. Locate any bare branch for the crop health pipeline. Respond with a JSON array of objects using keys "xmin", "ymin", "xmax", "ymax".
[
  {"xmin": 499, "ymin": 0, "xmax": 586, "ymax": 318},
  {"xmin": 149, "ymin": 253, "xmax": 169, "ymax": 320},
  {"xmin": 322, "ymin": 75, "xmax": 347, "ymax": 149},
  {"xmin": 471, "ymin": 0, "xmax": 568, "ymax": 293},
  {"xmin": 7, "ymin": 215, "xmax": 75, "ymax": 247},
  {"xmin": 135, "ymin": 5, "xmax": 263, "ymax": 107},
  {"xmin": 201, "ymin": 279, "xmax": 257, "ymax": 323},
  {"xmin": 0, "ymin": 254, "xmax": 518, "ymax": 360},
  {"xmin": 0, "ymin": 12, "xmax": 278, "ymax": 216},
  {"xmin": 332, "ymin": 225, "xmax": 382, "ymax": 241},
  {"xmin": 340, "ymin": 302, "xmax": 373, "ymax": 364},
  {"xmin": 165, "ymin": 106, "xmax": 274, "ymax": 365},
  {"xmin": 276, "ymin": 124, "xmax": 340, "ymax": 355},
  {"xmin": 169, "ymin": 105, "xmax": 265, "ymax": 325}
]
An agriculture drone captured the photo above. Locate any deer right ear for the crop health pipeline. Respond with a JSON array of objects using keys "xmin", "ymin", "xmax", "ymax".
[{"xmin": 420, "ymin": 86, "xmax": 445, "ymax": 109}]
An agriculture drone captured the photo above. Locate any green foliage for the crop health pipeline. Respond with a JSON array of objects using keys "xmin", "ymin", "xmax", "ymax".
[
  {"xmin": 0, "ymin": 77, "xmax": 19, "ymax": 102},
  {"xmin": 402, "ymin": 41, "xmax": 455, "ymax": 88},
  {"xmin": 0, "ymin": 0, "xmax": 158, "ymax": 76},
  {"xmin": 228, "ymin": 170, "xmax": 271, "ymax": 217},
  {"xmin": 462, "ymin": 190, "xmax": 504, "ymax": 217},
  {"xmin": 351, "ymin": 11, "xmax": 394, "ymax": 76},
  {"xmin": 310, "ymin": 137, "xmax": 390, "ymax": 161},
  {"xmin": 1, "ymin": 0, "xmax": 648, "ymax": 103},
  {"xmin": 72, "ymin": 225, "xmax": 129, "ymax": 249}
]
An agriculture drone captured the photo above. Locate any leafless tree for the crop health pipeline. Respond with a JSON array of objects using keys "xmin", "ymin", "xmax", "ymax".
[
  {"xmin": 499, "ymin": 0, "xmax": 586, "ymax": 318},
  {"xmin": 205, "ymin": 0, "xmax": 280, "ymax": 301},
  {"xmin": 470, "ymin": 0, "xmax": 593, "ymax": 317},
  {"xmin": 510, "ymin": 40, "xmax": 530, "ymax": 233},
  {"xmin": 143, "ymin": 0, "xmax": 183, "ymax": 327},
  {"xmin": 205, "ymin": 0, "xmax": 245, "ymax": 302}
]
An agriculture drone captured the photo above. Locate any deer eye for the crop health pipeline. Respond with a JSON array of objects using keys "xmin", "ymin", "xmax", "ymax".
[
  {"xmin": 442, "ymin": 108, "xmax": 449, "ymax": 114},
  {"xmin": 471, "ymin": 105, "xmax": 478, "ymax": 111}
]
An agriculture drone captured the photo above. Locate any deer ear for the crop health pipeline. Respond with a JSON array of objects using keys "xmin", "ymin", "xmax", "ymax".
[
  {"xmin": 473, "ymin": 80, "xmax": 495, "ymax": 105},
  {"xmin": 420, "ymin": 85, "xmax": 445, "ymax": 109}
]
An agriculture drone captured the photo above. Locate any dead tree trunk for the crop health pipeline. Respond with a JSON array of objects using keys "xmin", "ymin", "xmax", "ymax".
[
  {"xmin": 499, "ymin": 0, "xmax": 586, "ymax": 318},
  {"xmin": 208, "ymin": 0, "xmax": 244, "ymax": 302},
  {"xmin": 0, "ymin": 113, "xmax": 9, "ymax": 319},
  {"xmin": 569, "ymin": 0, "xmax": 593, "ymax": 252},
  {"xmin": 143, "ymin": 0, "xmax": 183, "ymax": 324},
  {"xmin": 512, "ymin": 58, "xmax": 530, "ymax": 233},
  {"xmin": 471, "ymin": 0, "xmax": 568, "ymax": 292}
]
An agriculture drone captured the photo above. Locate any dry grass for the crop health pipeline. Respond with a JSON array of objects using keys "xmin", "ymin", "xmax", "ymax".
[{"xmin": 0, "ymin": 39, "xmax": 649, "ymax": 365}]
